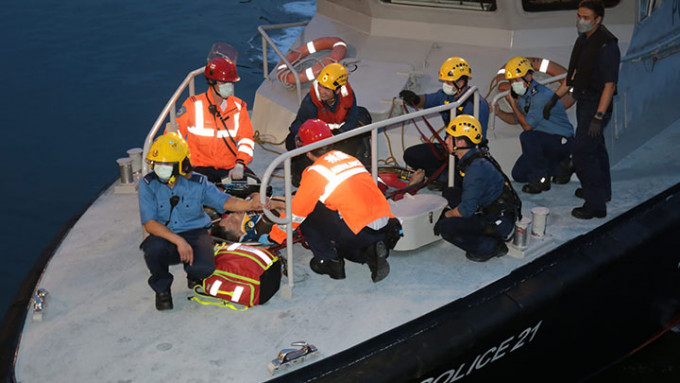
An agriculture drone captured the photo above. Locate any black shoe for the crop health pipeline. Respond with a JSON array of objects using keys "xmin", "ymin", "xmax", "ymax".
[
  {"xmin": 426, "ymin": 179, "xmax": 447, "ymax": 191},
  {"xmin": 521, "ymin": 178, "xmax": 551, "ymax": 194},
  {"xmin": 466, "ymin": 241, "xmax": 508, "ymax": 262},
  {"xmin": 310, "ymin": 258, "xmax": 346, "ymax": 280},
  {"xmin": 575, "ymin": 188, "xmax": 611, "ymax": 202},
  {"xmin": 365, "ymin": 241, "xmax": 390, "ymax": 283},
  {"xmin": 552, "ymin": 159, "xmax": 574, "ymax": 184},
  {"xmin": 571, "ymin": 206, "xmax": 607, "ymax": 219},
  {"xmin": 187, "ymin": 278, "xmax": 202, "ymax": 290},
  {"xmin": 155, "ymin": 292, "xmax": 173, "ymax": 311}
]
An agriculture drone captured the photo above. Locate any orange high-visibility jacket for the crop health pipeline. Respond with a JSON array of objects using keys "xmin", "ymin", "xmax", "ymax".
[
  {"xmin": 175, "ymin": 91, "xmax": 254, "ymax": 169},
  {"xmin": 270, "ymin": 150, "xmax": 393, "ymax": 244}
]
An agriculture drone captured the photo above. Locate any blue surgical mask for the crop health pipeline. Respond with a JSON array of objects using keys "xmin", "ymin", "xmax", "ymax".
[
  {"xmin": 217, "ymin": 82, "xmax": 234, "ymax": 98},
  {"xmin": 154, "ymin": 163, "xmax": 174, "ymax": 181},
  {"xmin": 511, "ymin": 81, "xmax": 527, "ymax": 96},
  {"xmin": 442, "ymin": 82, "xmax": 456, "ymax": 96},
  {"xmin": 577, "ymin": 18, "xmax": 595, "ymax": 34}
]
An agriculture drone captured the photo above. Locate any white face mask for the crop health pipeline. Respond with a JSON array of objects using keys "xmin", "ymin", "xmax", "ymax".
[
  {"xmin": 217, "ymin": 82, "xmax": 234, "ymax": 98},
  {"xmin": 511, "ymin": 81, "xmax": 527, "ymax": 96},
  {"xmin": 154, "ymin": 163, "xmax": 174, "ymax": 181},
  {"xmin": 577, "ymin": 18, "xmax": 595, "ymax": 34},
  {"xmin": 442, "ymin": 82, "xmax": 457, "ymax": 96}
]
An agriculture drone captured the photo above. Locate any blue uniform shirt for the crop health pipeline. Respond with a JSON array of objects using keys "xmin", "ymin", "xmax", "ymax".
[
  {"xmin": 518, "ymin": 80, "xmax": 574, "ymax": 138},
  {"xmin": 139, "ymin": 172, "xmax": 230, "ymax": 233},
  {"xmin": 457, "ymin": 149, "xmax": 505, "ymax": 217},
  {"xmin": 423, "ymin": 86, "xmax": 490, "ymax": 139}
]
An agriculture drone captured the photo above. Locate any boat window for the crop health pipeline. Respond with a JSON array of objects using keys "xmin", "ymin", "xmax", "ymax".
[
  {"xmin": 522, "ymin": 0, "xmax": 620, "ymax": 12},
  {"xmin": 638, "ymin": 0, "xmax": 663, "ymax": 23},
  {"xmin": 380, "ymin": 0, "xmax": 497, "ymax": 11}
]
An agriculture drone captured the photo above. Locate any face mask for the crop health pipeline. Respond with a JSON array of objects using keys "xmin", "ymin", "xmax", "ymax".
[
  {"xmin": 442, "ymin": 82, "xmax": 456, "ymax": 96},
  {"xmin": 577, "ymin": 18, "xmax": 595, "ymax": 34},
  {"xmin": 154, "ymin": 163, "xmax": 174, "ymax": 181},
  {"xmin": 217, "ymin": 82, "xmax": 234, "ymax": 98},
  {"xmin": 511, "ymin": 81, "xmax": 527, "ymax": 96}
]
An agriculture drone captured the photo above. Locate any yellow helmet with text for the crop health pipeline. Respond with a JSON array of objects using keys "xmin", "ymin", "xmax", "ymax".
[
  {"xmin": 505, "ymin": 56, "xmax": 533, "ymax": 80},
  {"xmin": 439, "ymin": 57, "xmax": 472, "ymax": 82},
  {"xmin": 317, "ymin": 62, "xmax": 348, "ymax": 90},
  {"xmin": 446, "ymin": 114, "xmax": 482, "ymax": 145},
  {"xmin": 146, "ymin": 132, "xmax": 192, "ymax": 176}
]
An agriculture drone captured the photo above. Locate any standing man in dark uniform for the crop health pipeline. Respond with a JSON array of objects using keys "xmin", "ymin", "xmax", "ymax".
[
  {"xmin": 544, "ymin": 0, "xmax": 619, "ymax": 219},
  {"xmin": 434, "ymin": 115, "xmax": 520, "ymax": 262}
]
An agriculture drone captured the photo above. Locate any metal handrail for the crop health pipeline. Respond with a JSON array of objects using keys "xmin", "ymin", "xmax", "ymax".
[
  {"xmin": 142, "ymin": 67, "xmax": 205, "ymax": 175},
  {"xmin": 260, "ymin": 86, "xmax": 482, "ymax": 295},
  {"xmin": 488, "ymin": 73, "xmax": 567, "ymax": 132},
  {"xmin": 258, "ymin": 22, "xmax": 310, "ymax": 105}
]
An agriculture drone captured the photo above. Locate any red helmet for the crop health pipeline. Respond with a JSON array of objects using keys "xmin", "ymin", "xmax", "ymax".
[
  {"xmin": 205, "ymin": 57, "xmax": 240, "ymax": 82},
  {"xmin": 296, "ymin": 119, "xmax": 333, "ymax": 147}
]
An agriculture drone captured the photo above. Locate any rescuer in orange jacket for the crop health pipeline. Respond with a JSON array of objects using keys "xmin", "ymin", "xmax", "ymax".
[
  {"xmin": 270, "ymin": 119, "xmax": 398, "ymax": 283},
  {"xmin": 174, "ymin": 56, "xmax": 256, "ymax": 184}
]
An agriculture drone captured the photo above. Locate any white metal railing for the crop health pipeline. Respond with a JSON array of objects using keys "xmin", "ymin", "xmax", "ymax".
[
  {"xmin": 488, "ymin": 73, "xmax": 567, "ymax": 132},
  {"xmin": 142, "ymin": 67, "xmax": 205, "ymax": 175},
  {"xmin": 258, "ymin": 22, "xmax": 310, "ymax": 105},
  {"xmin": 260, "ymin": 86, "xmax": 483, "ymax": 297}
]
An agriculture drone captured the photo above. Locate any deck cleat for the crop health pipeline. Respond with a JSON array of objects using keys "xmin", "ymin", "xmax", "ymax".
[{"xmin": 267, "ymin": 341, "xmax": 319, "ymax": 375}]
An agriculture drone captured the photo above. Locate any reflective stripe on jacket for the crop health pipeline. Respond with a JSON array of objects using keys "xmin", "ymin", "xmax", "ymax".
[
  {"xmin": 175, "ymin": 92, "xmax": 254, "ymax": 169},
  {"xmin": 270, "ymin": 150, "xmax": 392, "ymax": 243},
  {"xmin": 309, "ymin": 80, "xmax": 355, "ymax": 131}
]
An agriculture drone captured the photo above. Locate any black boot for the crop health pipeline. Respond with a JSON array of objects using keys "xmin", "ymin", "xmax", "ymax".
[
  {"xmin": 155, "ymin": 291, "xmax": 173, "ymax": 311},
  {"xmin": 187, "ymin": 278, "xmax": 202, "ymax": 290},
  {"xmin": 310, "ymin": 258, "xmax": 346, "ymax": 280},
  {"xmin": 365, "ymin": 241, "xmax": 390, "ymax": 283},
  {"xmin": 552, "ymin": 158, "xmax": 574, "ymax": 184},
  {"xmin": 571, "ymin": 206, "xmax": 606, "ymax": 219},
  {"xmin": 465, "ymin": 241, "xmax": 508, "ymax": 262},
  {"xmin": 521, "ymin": 177, "xmax": 551, "ymax": 194}
]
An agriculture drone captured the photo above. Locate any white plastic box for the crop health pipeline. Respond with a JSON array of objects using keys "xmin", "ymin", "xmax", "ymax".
[{"xmin": 389, "ymin": 193, "xmax": 448, "ymax": 251}]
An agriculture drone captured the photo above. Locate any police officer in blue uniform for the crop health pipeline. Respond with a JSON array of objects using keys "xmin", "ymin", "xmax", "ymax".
[
  {"xmin": 544, "ymin": 0, "xmax": 619, "ymax": 219},
  {"xmin": 434, "ymin": 115, "xmax": 521, "ymax": 262},
  {"xmin": 400, "ymin": 57, "xmax": 490, "ymax": 184},
  {"xmin": 495, "ymin": 56, "xmax": 575, "ymax": 194},
  {"xmin": 139, "ymin": 132, "xmax": 263, "ymax": 311}
]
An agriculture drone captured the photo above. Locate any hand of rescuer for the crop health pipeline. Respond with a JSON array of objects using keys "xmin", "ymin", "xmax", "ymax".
[
  {"xmin": 399, "ymin": 90, "xmax": 420, "ymax": 107},
  {"xmin": 176, "ymin": 237, "xmax": 194, "ymax": 266},
  {"xmin": 588, "ymin": 117, "xmax": 603, "ymax": 138},
  {"xmin": 229, "ymin": 163, "xmax": 245, "ymax": 180}
]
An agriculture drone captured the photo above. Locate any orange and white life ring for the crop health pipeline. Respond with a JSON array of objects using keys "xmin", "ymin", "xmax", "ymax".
[
  {"xmin": 490, "ymin": 57, "xmax": 575, "ymax": 112},
  {"xmin": 276, "ymin": 37, "xmax": 347, "ymax": 85}
]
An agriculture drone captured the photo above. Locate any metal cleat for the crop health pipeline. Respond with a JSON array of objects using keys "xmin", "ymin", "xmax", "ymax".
[
  {"xmin": 267, "ymin": 341, "xmax": 319, "ymax": 375},
  {"xmin": 32, "ymin": 288, "xmax": 49, "ymax": 322}
]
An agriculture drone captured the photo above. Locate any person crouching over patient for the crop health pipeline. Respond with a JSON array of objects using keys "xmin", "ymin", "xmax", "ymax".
[
  {"xmin": 434, "ymin": 115, "xmax": 521, "ymax": 262},
  {"xmin": 270, "ymin": 119, "xmax": 399, "ymax": 282},
  {"xmin": 139, "ymin": 132, "xmax": 264, "ymax": 311}
]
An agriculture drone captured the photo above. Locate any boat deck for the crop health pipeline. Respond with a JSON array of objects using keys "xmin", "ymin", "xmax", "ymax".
[{"xmin": 14, "ymin": 117, "xmax": 680, "ymax": 382}]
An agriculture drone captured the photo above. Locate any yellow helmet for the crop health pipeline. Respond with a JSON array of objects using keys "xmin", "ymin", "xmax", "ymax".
[
  {"xmin": 439, "ymin": 57, "xmax": 472, "ymax": 82},
  {"xmin": 446, "ymin": 114, "xmax": 482, "ymax": 145},
  {"xmin": 505, "ymin": 56, "xmax": 533, "ymax": 80},
  {"xmin": 146, "ymin": 132, "xmax": 192, "ymax": 176},
  {"xmin": 317, "ymin": 62, "xmax": 348, "ymax": 90}
]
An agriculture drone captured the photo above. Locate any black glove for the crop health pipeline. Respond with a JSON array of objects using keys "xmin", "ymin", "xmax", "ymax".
[
  {"xmin": 588, "ymin": 117, "xmax": 603, "ymax": 138},
  {"xmin": 543, "ymin": 94, "xmax": 559, "ymax": 120},
  {"xmin": 399, "ymin": 90, "xmax": 420, "ymax": 106}
]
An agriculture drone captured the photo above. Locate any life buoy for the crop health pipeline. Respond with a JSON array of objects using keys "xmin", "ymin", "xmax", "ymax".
[
  {"xmin": 276, "ymin": 37, "xmax": 347, "ymax": 85},
  {"xmin": 490, "ymin": 57, "xmax": 575, "ymax": 113}
]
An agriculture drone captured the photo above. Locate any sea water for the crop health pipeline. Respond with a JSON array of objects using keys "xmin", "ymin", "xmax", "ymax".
[{"xmin": 0, "ymin": 0, "xmax": 314, "ymax": 320}]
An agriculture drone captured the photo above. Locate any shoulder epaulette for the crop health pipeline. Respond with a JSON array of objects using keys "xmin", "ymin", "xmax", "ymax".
[
  {"xmin": 189, "ymin": 172, "xmax": 206, "ymax": 184},
  {"xmin": 142, "ymin": 172, "xmax": 158, "ymax": 185}
]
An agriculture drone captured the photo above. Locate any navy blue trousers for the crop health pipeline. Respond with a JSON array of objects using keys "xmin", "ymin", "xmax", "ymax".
[
  {"xmin": 511, "ymin": 130, "xmax": 573, "ymax": 183},
  {"xmin": 299, "ymin": 202, "xmax": 385, "ymax": 262},
  {"xmin": 403, "ymin": 143, "xmax": 449, "ymax": 179},
  {"xmin": 573, "ymin": 100, "xmax": 611, "ymax": 211},
  {"xmin": 435, "ymin": 187, "xmax": 514, "ymax": 256},
  {"xmin": 140, "ymin": 228, "xmax": 215, "ymax": 294}
]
